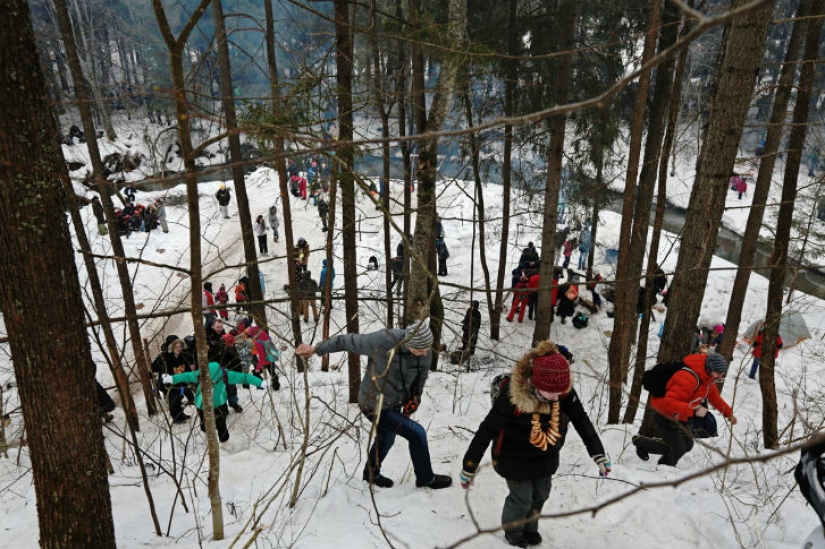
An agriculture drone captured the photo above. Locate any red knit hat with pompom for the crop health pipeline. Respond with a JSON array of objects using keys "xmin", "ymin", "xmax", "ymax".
[{"xmin": 531, "ymin": 352, "xmax": 571, "ymax": 393}]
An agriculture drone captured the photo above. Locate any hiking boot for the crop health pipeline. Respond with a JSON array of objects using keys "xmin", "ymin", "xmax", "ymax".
[
  {"xmin": 362, "ymin": 473, "xmax": 394, "ymax": 488},
  {"xmin": 416, "ymin": 474, "xmax": 452, "ymax": 489},
  {"xmin": 271, "ymin": 377, "xmax": 281, "ymax": 391},
  {"xmin": 230, "ymin": 403, "xmax": 243, "ymax": 413},
  {"xmin": 523, "ymin": 531, "xmax": 542, "ymax": 545},
  {"xmin": 632, "ymin": 436, "xmax": 650, "ymax": 461},
  {"xmin": 505, "ymin": 533, "xmax": 528, "ymax": 548}
]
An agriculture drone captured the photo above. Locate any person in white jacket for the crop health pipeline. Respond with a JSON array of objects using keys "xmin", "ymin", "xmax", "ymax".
[{"xmin": 253, "ymin": 215, "xmax": 269, "ymax": 256}]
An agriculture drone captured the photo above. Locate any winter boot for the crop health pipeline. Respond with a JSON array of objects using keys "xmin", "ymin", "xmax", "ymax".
[
  {"xmin": 363, "ymin": 472, "xmax": 394, "ymax": 488},
  {"xmin": 505, "ymin": 533, "xmax": 528, "ymax": 548},
  {"xmin": 416, "ymin": 474, "xmax": 452, "ymax": 489},
  {"xmin": 523, "ymin": 531, "xmax": 542, "ymax": 546}
]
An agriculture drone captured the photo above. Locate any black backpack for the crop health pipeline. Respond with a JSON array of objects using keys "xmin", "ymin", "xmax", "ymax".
[
  {"xmin": 572, "ymin": 313, "xmax": 588, "ymax": 329},
  {"xmin": 642, "ymin": 362, "xmax": 700, "ymax": 398}
]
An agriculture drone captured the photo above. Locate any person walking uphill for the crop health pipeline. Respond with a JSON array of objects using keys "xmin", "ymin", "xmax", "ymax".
[
  {"xmin": 295, "ymin": 319, "xmax": 453, "ymax": 490},
  {"xmin": 215, "ymin": 184, "xmax": 231, "ymax": 219},
  {"xmin": 253, "ymin": 215, "xmax": 269, "ymax": 256},
  {"xmin": 632, "ymin": 353, "xmax": 737, "ymax": 467},
  {"xmin": 162, "ymin": 362, "xmax": 267, "ymax": 442},
  {"xmin": 460, "ymin": 341, "xmax": 610, "ymax": 548}
]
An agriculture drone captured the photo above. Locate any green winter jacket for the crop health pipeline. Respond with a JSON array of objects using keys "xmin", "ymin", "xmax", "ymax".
[{"xmin": 171, "ymin": 361, "xmax": 263, "ymax": 409}]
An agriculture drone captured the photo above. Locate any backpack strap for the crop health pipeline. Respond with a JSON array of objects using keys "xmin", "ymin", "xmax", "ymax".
[{"xmin": 680, "ymin": 366, "xmax": 701, "ymax": 392}]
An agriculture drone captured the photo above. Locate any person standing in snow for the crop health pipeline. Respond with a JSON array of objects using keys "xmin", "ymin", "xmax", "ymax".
[
  {"xmin": 320, "ymin": 258, "xmax": 335, "ymax": 307},
  {"xmin": 561, "ymin": 238, "xmax": 574, "ymax": 270},
  {"xmin": 317, "ymin": 194, "xmax": 329, "ymax": 232},
  {"xmin": 253, "ymin": 214, "xmax": 269, "ymax": 256},
  {"xmin": 460, "ymin": 300, "xmax": 482, "ymax": 359},
  {"xmin": 91, "ymin": 196, "xmax": 107, "ymax": 235},
  {"xmin": 436, "ymin": 238, "xmax": 450, "ymax": 276},
  {"xmin": 507, "ymin": 274, "xmax": 531, "ymax": 323},
  {"xmin": 460, "ymin": 341, "xmax": 610, "ymax": 548},
  {"xmin": 632, "ymin": 353, "xmax": 737, "ymax": 466},
  {"xmin": 202, "ymin": 282, "xmax": 217, "ymax": 329},
  {"xmin": 578, "ymin": 227, "xmax": 591, "ymax": 270},
  {"xmin": 268, "ymin": 205, "xmax": 280, "ymax": 243},
  {"xmin": 154, "ymin": 199, "xmax": 169, "ymax": 233},
  {"xmin": 295, "ymin": 238, "xmax": 310, "ymax": 273},
  {"xmin": 296, "ymin": 270, "xmax": 319, "ymax": 323},
  {"xmin": 215, "ymin": 283, "xmax": 230, "ymax": 320},
  {"xmin": 215, "ymin": 184, "xmax": 231, "ymax": 219},
  {"xmin": 295, "ymin": 319, "xmax": 453, "ymax": 490},
  {"xmin": 749, "ymin": 327, "xmax": 783, "ymax": 379}
]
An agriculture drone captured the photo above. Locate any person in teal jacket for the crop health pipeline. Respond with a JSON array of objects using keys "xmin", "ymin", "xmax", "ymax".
[{"xmin": 163, "ymin": 361, "xmax": 267, "ymax": 442}]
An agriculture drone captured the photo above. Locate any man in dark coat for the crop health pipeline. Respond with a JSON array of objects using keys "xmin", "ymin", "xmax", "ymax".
[
  {"xmin": 460, "ymin": 300, "xmax": 482, "ymax": 359},
  {"xmin": 215, "ymin": 184, "xmax": 231, "ymax": 219}
]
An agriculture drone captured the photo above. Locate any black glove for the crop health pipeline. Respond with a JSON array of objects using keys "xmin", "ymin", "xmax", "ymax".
[{"xmin": 403, "ymin": 396, "xmax": 420, "ymax": 416}]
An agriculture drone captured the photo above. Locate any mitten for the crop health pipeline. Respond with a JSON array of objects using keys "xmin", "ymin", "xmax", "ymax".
[
  {"xmin": 593, "ymin": 454, "xmax": 612, "ymax": 477},
  {"xmin": 161, "ymin": 373, "xmax": 174, "ymax": 385},
  {"xmin": 459, "ymin": 470, "xmax": 475, "ymax": 490},
  {"xmin": 403, "ymin": 395, "xmax": 421, "ymax": 416},
  {"xmin": 259, "ymin": 379, "xmax": 269, "ymax": 390}
]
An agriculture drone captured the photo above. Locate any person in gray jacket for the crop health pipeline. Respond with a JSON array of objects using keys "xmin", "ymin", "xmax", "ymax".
[
  {"xmin": 295, "ymin": 319, "xmax": 452, "ymax": 490},
  {"xmin": 268, "ymin": 205, "xmax": 279, "ymax": 243}
]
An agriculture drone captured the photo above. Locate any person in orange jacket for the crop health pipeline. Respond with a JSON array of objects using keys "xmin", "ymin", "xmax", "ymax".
[
  {"xmin": 633, "ymin": 353, "xmax": 737, "ymax": 466},
  {"xmin": 749, "ymin": 328, "xmax": 783, "ymax": 379}
]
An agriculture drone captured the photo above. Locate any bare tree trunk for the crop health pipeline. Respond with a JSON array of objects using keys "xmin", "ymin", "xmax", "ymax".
[
  {"xmin": 55, "ymin": 0, "xmax": 157, "ymax": 418},
  {"xmin": 717, "ymin": 0, "xmax": 811, "ymax": 362},
  {"xmin": 533, "ymin": 0, "xmax": 577, "ymax": 345},
  {"xmin": 151, "ymin": 0, "xmax": 225, "ymax": 539},
  {"xmin": 607, "ymin": 0, "xmax": 660, "ymax": 423},
  {"xmin": 491, "ymin": 0, "xmax": 518, "ymax": 342},
  {"xmin": 334, "ymin": 0, "xmax": 361, "ymax": 401},
  {"xmin": 212, "ymin": 0, "xmax": 266, "ymax": 329},
  {"xmin": 658, "ymin": 0, "xmax": 772, "ymax": 362},
  {"xmin": 0, "ymin": 2, "xmax": 116, "ymax": 545},
  {"xmin": 759, "ymin": 0, "xmax": 824, "ymax": 450},
  {"xmin": 263, "ymin": 0, "xmax": 302, "ymax": 367},
  {"xmin": 52, "ymin": 0, "xmax": 142, "ymax": 431},
  {"xmin": 624, "ymin": 14, "xmax": 689, "ymax": 426}
]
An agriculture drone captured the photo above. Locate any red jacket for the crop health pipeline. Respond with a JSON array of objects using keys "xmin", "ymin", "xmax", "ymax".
[
  {"xmin": 752, "ymin": 332, "xmax": 782, "ymax": 359},
  {"xmin": 650, "ymin": 354, "xmax": 733, "ymax": 422}
]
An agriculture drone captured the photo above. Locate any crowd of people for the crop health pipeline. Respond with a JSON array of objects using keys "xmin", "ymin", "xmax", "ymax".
[{"xmin": 83, "ymin": 168, "xmax": 752, "ymax": 548}]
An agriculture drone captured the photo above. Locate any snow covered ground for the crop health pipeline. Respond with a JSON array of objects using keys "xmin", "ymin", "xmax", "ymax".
[{"xmin": 1, "ymin": 115, "xmax": 825, "ymax": 549}]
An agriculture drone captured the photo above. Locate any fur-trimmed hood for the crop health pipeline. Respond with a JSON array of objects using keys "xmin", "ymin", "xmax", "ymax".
[{"xmin": 508, "ymin": 341, "xmax": 573, "ymax": 415}]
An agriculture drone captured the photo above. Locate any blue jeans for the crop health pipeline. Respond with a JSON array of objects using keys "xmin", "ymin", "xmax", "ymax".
[
  {"xmin": 578, "ymin": 250, "xmax": 587, "ymax": 270},
  {"xmin": 749, "ymin": 357, "xmax": 760, "ymax": 378},
  {"xmin": 362, "ymin": 408, "xmax": 434, "ymax": 485}
]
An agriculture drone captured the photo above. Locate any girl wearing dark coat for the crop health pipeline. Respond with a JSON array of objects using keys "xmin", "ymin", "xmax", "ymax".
[{"xmin": 460, "ymin": 341, "xmax": 610, "ymax": 547}]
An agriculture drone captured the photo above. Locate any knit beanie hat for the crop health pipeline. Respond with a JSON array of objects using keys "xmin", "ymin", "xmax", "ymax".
[
  {"xmin": 713, "ymin": 324, "xmax": 725, "ymax": 334},
  {"xmin": 705, "ymin": 353, "xmax": 729, "ymax": 375},
  {"xmin": 405, "ymin": 319, "xmax": 434, "ymax": 350},
  {"xmin": 531, "ymin": 351, "xmax": 572, "ymax": 394}
]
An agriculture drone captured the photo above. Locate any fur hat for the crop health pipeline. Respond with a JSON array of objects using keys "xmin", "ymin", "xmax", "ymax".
[
  {"xmin": 405, "ymin": 319, "xmax": 433, "ymax": 350},
  {"xmin": 531, "ymin": 347, "xmax": 571, "ymax": 394},
  {"xmin": 705, "ymin": 353, "xmax": 729, "ymax": 375}
]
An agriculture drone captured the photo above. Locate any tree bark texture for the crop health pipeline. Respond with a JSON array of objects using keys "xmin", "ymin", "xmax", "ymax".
[
  {"xmin": 759, "ymin": 0, "xmax": 824, "ymax": 450},
  {"xmin": 717, "ymin": 0, "xmax": 811, "ymax": 362},
  {"xmin": 607, "ymin": 0, "xmax": 660, "ymax": 424},
  {"xmin": 0, "ymin": 2, "xmax": 117, "ymax": 546},
  {"xmin": 335, "ymin": 0, "xmax": 361, "ymax": 401},
  {"xmin": 533, "ymin": 0, "xmax": 577, "ymax": 345},
  {"xmin": 657, "ymin": 0, "xmax": 772, "ymax": 363}
]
